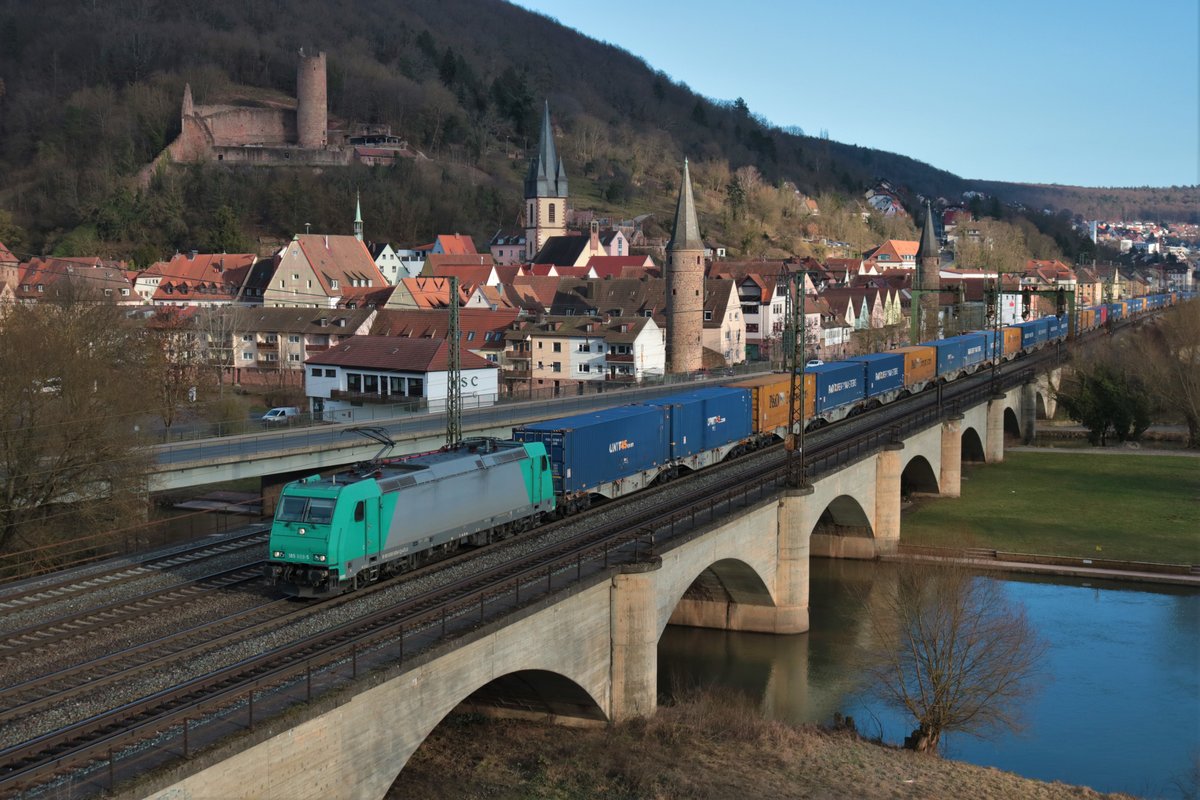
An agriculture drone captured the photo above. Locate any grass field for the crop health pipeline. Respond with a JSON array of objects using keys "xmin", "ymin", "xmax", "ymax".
[{"xmin": 901, "ymin": 451, "xmax": 1200, "ymax": 565}]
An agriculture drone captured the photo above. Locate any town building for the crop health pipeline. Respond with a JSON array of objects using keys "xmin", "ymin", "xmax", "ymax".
[
  {"xmin": 304, "ymin": 336, "xmax": 499, "ymax": 422},
  {"xmin": 264, "ymin": 234, "xmax": 388, "ymax": 308},
  {"xmin": 524, "ymin": 102, "xmax": 569, "ymax": 261}
]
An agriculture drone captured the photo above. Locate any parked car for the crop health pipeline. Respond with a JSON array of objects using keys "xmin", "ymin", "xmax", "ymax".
[
  {"xmin": 805, "ymin": 359, "xmax": 824, "ymax": 367},
  {"xmin": 262, "ymin": 407, "xmax": 301, "ymax": 425}
]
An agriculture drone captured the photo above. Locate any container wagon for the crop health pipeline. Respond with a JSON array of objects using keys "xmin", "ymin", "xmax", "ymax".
[
  {"xmin": 848, "ymin": 352, "xmax": 906, "ymax": 406},
  {"xmin": 514, "ymin": 405, "xmax": 669, "ymax": 510},
  {"xmin": 644, "ymin": 387, "xmax": 754, "ymax": 473},
  {"xmin": 727, "ymin": 373, "xmax": 793, "ymax": 439},
  {"xmin": 804, "ymin": 362, "xmax": 866, "ymax": 426}
]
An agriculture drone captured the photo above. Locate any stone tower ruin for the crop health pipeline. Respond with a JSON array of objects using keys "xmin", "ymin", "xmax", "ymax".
[
  {"xmin": 666, "ymin": 158, "xmax": 705, "ymax": 374},
  {"xmin": 297, "ymin": 50, "xmax": 328, "ymax": 149}
]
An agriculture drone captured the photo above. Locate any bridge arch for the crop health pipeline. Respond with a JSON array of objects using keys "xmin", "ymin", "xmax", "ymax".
[
  {"xmin": 900, "ymin": 454, "xmax": 939, "ymax": 496},
  {"xmin": 1004, "ymin": 406, "xmax": 1022, "ymax": 440},
  {"xmin": 660, "ymin": 555, "xmax": 778, "ymax": 639},
  {"xmin": 961, "ymin": 426, "xmax": 986, "ymax": 463},
  {"xmin": 389, "ymin": 669, "xmax": 606, "ymax": 793},
  {"xmin": 1035, "ymin": 391, "xmax": 1049, "ymax": 420},
  {"xmin": 813, "ymin": 494, "xmax": 873, "ymax": 536}
]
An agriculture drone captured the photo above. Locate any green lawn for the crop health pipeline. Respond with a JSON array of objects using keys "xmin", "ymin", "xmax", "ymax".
[{"xmin": 901, "ymin": 452, "xmax": 1200, "ymax": 565}]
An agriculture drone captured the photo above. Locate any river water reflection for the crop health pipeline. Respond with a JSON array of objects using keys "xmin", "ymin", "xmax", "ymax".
[{"xmin": 658, "ymin": 559, "xmax": 1200, "ymax": 798}]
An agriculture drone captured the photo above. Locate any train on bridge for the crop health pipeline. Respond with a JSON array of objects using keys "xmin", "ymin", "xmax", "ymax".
[{"xmin": 265, "ymin": 292, "xmax": 1188, "ymax": 597}]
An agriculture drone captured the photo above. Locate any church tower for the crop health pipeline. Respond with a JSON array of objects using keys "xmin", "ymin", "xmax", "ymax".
[
  {"xmin": 666, "ymin": 158, "xmax": 705, "ymax": 374},
  {"xmin": 354, "ymin": 191, "xmax": 364, "ymax": 242},
  {"xmin": 524, "ymin": 101, "xmax": 569, "ymax": 261},
  {"xmin": 915, "ymin": 200, "xmax": 941, "ymax": 341}
]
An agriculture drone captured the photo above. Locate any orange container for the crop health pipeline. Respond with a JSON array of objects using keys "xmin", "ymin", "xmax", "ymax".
[
  {"xmin": 727, "ymin": 372, "xmax": 815, "ymax": 432},
  {"xmin": 889, "ymin": 346, "xmax": 936, "ymax": 387},
  {"xmin": 1001, "ymin": 327, "xmax": 1022, "ymax": 356},
  {"xmin": 728, "ymin": 374, "xmax": 792, "ymax": 434}
]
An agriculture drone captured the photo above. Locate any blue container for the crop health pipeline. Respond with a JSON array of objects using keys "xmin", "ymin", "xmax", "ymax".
[
  {"xmin": 978, "ymin": 330, "xmax": 1000, "ymax": 361},
  {"xmin": 805, "ymin": 362, "xmax": 865, "ymax": 413},
  {"xmin": 513, "ymin": 405, "xmax": 669, "ymax": 495},
  {"xmin": 848, "ymin": 353, "xmax": 904, "ymax": 398},
  {"xmin": 646, "ymin": 387, "xmax": 751, "ymax": 458},
  {"xmin": 926, "ymin": 337, "xmax": 966, "ymax": 377},
  {"xmin": 1046, "ymin": 316, "xmax": 1060, "ymax": 340}
]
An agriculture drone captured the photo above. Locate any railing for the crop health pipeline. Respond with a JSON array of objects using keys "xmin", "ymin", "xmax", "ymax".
[{"xmin": 606, "ymin": 353, "xmax": 634, "ymax": 363}]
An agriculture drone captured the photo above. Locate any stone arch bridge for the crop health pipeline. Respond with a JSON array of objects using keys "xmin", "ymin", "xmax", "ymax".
[{"xmin": 140, "ymin": 376, "xmax": 1052, "ymax": 800}]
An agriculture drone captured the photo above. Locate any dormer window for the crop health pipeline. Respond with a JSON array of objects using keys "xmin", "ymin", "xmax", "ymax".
[{"xmin": 330, "ymin": 279, "xmax": 340, "ymax": 290}]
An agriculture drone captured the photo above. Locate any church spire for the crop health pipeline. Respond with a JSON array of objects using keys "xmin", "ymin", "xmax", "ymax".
[
  {"xmin": 525, "ymin": 100, "xmax": 568, "ymax": 199},
  {"xmin": 354, "ymin": 191, "xmax": 363, "ymax": 242},
  {"xmin": 668, "ymin": 158, "xmax": 703, "ymax": 253},
  {"xmin": 917, "ymin": 200, "xmax": 938, "ymax": 264}
]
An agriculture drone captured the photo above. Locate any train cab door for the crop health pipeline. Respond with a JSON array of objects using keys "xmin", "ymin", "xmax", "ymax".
[{"xmin": 355, "ymin": 499, "xmax": 381, "ymax": 560}]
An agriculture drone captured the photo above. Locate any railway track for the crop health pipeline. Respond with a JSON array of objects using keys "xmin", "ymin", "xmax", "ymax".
[
  {"xmin": 0, "ymin": 529, "xmax": 269, "ymax": 617},
  {"xmin": 0, "ymin": 346, "xmax": 1061, "ymax": 797}
]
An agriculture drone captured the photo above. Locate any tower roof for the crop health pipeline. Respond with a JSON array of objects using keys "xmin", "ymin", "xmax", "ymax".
[
  {"xmin": 917, "ymin": 200, "xmax": 939, "ymax": 262},
  {"xmin": 525, "ymin": 101, "xmax": 568, "ymax": 199},
  {"xmin": 355, "ymin": 191, "xmax": 362, "ymax": 225},
  {"xmin": 668, "ymin": 159, "xmax": 703, "ymax": 253}
]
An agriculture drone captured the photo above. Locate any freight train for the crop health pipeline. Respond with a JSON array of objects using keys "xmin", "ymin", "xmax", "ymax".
[{"xmin": 264, "ymin": 292, "xmax": 1186, "ymax": 597}]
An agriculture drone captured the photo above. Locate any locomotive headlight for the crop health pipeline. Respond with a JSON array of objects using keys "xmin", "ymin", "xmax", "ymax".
[
  {"xmin": 314, "ymin": 554, "xmax": 327, "ymax": 562},
  {"xmin": 298, "ymin": 527, "xmax": 307, "ymax": 536},
  {"xmin": 273, "ymin": 550, "xmax": 284, "ymax": 558}
]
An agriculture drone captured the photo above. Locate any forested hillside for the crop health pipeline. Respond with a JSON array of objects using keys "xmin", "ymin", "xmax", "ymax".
[{"xmin": 0, "ymin": 0, "xmax": 1188, "ymax": 264}]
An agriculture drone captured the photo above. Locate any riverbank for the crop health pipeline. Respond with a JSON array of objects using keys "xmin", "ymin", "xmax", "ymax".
[
  {"xmin": 389, "ymin": 692, "xmax": 1132, "ymax": 799},
  {"xmin": 901, "ymin": 450, "xmax": 1200, "ymax": 565}
]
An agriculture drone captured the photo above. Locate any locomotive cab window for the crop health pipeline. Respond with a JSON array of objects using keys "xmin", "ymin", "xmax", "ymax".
[
  {"xmin": 541, "ymin": 456, "xmax": 549, "ymax": 470},
  {"xmin": 277, "ymin": 496, "xmax": 335, "ymax": 525},
  {"xmin": 354, "ymin": 501, "xmax": 365, "ymax": 522}
]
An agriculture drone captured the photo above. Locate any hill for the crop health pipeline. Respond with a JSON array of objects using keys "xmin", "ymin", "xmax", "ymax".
[{"xmin": 0, "ymin": 0, "xmax": 1191, "ymax": 264}]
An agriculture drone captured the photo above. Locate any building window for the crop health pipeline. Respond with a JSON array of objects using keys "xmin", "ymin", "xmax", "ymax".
[
  {"xmin": 330, "ymin": 279, "xmax": 339, "ymax": 290},
  {"xmin": 347, "ymin": 373, "xmax": 362, "ymax": 392},
  {"xmin": 242, "ymin": 334, "xmax": 253, "ymax": 342},
  {"xmin": 577, "ymin": 343, "xmax": 589, "ymax": 352},
  {"xmin": 363, "ymin": 374, "xmax": 379, "ymax": 393},
  {"xmin": 552, "ymin": 342, "xmax": 561, "ymax": 352},
  {"xmin": 578, "ymin": 364, "xmax": 590, "ymax": 373},
  {"xmin": 289, "ymin": 335, "xmax": 301, "ymax": 343},
  {"xmin": 552, "ymin": 362, "xmax": 561, "ymax": 373},
  {"xmin": 311, "ymin": 368, "xmax": 322, "ymax": 377},
  {"xmin": 704, "ymin": 311, "xmax": 713, "ymax": 321},
  {"xmin": 288, "ymin": 354, "xmax": 301, "ymax": 362},
  {"xmin": 266, "ymin": 334, "xmax": 278, "ymax": 343},
  {"xmin": 407, "ymin": 377, "xmax": 423, "ymax": 397},
  {"xmin": 389, "ymin": 377, "xmax": 404, "ymax": 395},
  {"xmin": 548, "ymin": 203, "xmax": 556, "ymax": 223},
  {"xmin": 242, "ymin": 352, "xmax": 252, "ymax": 360}
]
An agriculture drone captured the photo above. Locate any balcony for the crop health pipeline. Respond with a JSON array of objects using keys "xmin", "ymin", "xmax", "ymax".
[
  {"xmin": 330, "ymin": 389, "xmax": 424, "ymax": 408},
  {"xmin": 606, "ymin": 373, "xmax": 637, "ymax": 383},
  {"xmin": 504, "ymin": 368, "xmax": 532, "ymax": 379},
  {"xmin": 606, "ymin": 353, "xmax": 634, "ymax": 363},
  {"xmin": 305, "ymin": 344, "xmax": 329, "ymax": 352}
]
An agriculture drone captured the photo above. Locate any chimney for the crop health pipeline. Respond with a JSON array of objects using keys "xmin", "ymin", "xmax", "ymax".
[{"xmin": 590, "ymin": 220, "xmax": 600, "ymax": 252}]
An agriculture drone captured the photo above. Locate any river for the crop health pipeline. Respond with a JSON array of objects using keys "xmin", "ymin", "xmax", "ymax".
[{"xmin": 658, "ymin": 559, "xmax": 1200, "ymax": 798}]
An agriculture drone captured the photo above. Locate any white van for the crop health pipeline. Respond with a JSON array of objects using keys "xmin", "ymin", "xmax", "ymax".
[{"xmin": 261, "ymin": 406, "xmax": 301, "ymax": 424}]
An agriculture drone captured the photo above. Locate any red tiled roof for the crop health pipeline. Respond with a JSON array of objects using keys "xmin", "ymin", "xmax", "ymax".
[
  {"xmin": 586, "ymin": 255, "xmax": 655, "ymax": 279},
  {"xmin": 145, "ymin": 253, "xmax": 256, "ymax": 302},
  {"xmin": 293, "ymin": 234, "xmax": 387, "ymax": 297},
  {"xmin": 372, "ymin": 308, "xmax": 520, "ymax": 349},
  {"xmin": 305, "ymin": 335, "xmax": 495, "ymax": 372},
  {"xmin": 0, "ymin": 242, "xmax": 17, "ymax": 265},
  {"xmin": 436, "ymin": 234, "xmax": 478, "ymax": 255}
]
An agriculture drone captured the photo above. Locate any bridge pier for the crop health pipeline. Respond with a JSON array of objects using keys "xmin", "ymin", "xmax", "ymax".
[
  {"xmin": 1020, "ymin": 382, "xmax": 1037, "ymax": 445},
  {"xmin": 873, "ymin": 444, "xmax": 904, "ymax": 553},
  {"xmin": 940, "ymin": 415, "xmax": 963, "ymax": 498},
  {"xmin": 986, "ymin": 394, "xmax": 1007, "ymax": 462},
  {"xmin": 610, "ymin": 563, "xmax": 659, "ymax": 722}
]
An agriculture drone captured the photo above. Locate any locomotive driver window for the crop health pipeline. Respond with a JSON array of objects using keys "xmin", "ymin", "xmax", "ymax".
[{"xmin": 307, "ymin": 498, "xmax": 335, "ymax": 525}]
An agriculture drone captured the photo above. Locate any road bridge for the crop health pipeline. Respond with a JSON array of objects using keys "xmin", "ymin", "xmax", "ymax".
[{"xmin": 134, "ymin": 377, "xmax": 1039, "ymax": 800}]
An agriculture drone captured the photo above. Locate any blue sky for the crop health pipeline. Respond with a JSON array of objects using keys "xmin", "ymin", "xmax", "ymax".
[{"xmin": 509, "ymin": 0, "xmax": 1199, "ymax": 188}]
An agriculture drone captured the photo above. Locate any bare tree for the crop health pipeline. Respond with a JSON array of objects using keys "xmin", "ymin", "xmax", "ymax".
[
  {"xmin": 145, "ymin": 306, "xmax": 202, "ymax": 429},
  {"xmin": 859, "ymin": 559, "xmax": 1046, "ymax": 753},
  {"xmin": 195, "ymin": 306, "xmax": 242, "ymax": 397},
  {"xmin": 1139, "ymin": 301, "xmax": 1200, "ymax": 448},
  {"xmin": 0, "ymin": 288, "xmax": 153, "ymax": 560}
]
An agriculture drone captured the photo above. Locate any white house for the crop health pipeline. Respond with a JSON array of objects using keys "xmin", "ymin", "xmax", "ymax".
[{"xmin": 304, "ymin": 335, "xmax": 499, "ymax": 422}]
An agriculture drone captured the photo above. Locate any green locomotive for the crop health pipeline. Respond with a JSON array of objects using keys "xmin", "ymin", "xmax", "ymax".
[{"xmin": 264, "ymin": 438, "xmax": 555, "ymax": 597}]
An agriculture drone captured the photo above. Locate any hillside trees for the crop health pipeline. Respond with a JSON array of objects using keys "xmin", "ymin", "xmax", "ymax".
[{"xmin": 0, "ymin": 288, "xmax": 153, "ymax": 563}]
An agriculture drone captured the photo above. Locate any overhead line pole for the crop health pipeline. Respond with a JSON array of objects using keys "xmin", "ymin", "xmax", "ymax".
[{"xmin": 446, "ymin": 276, "xmax": 462, "ymax": 448}]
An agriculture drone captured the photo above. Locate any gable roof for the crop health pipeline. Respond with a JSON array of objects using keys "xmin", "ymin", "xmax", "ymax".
[
  {"xmin": 0, "ymin": 241, "xmax": 17, "ymax": 265},
  {"xmin": 145, "ymin": 252, "xmax": 257, "ymax": 302},
  {"xmin": 434, "ymin": 234, "xmax": 478, "ymax": 255},
  {"xmin": 586, "ymin": 255, "xmax": 656, "ymax": 278},
  {"xmin": 290, "ymin": 234, "xmax": 387, "ymax": 296},
  {"xmin": 372, "ymin": 308, "xmax": 520, "ymax": 350},
  {"xmin": 305, "ymin": 335, "xmax": 494, "ymax": 372},
  {"xmin": 532, "ymin": 235, "xmax": 589, "ymax": 266},
  {"xmin": 16, "ymin": 257, "xmax": 133, "ymax": 300}
]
